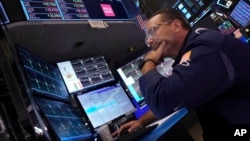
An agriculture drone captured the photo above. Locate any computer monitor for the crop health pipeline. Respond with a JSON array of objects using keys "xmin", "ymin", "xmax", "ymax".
[
  {"xmin": 117, "ymin": 55, "xmax": 174, "ymax": 119},
  {"xmin": 34, "ymin": 97, "xmax": 94, "ymax": 141},
  {"xmin": 229, "ymin": 0, "xmax": 250, "ymax": 27},
  {"xmin": 75, "ymin": 82, "xmax": 135, "ymax": 129},
  {"xmin": 57, "ymin": 56, "xmax": 115, "ymax": 94},
  {"xmin": 16, "ymin": 45, "xmax": 69, "ymax": 101}
]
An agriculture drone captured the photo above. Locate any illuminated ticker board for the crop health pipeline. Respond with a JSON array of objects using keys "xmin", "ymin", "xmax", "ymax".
[{"xmin": 19, "ymin": 0, "xmax": 129, "ymax": 20}]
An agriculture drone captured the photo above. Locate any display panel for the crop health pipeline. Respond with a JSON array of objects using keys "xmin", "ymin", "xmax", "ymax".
[
  {"xmin": 76, "ymin": 83, "xmax": 135, "ymax": 129},
  {"xmin": 16, "ymin": 46, "xmax": 69, "ymax": 101},
  {"xmin": 210, "ymin": 12, "xmax": 237, "ymax": 35},
  {"xmin": 173, "ymin": 0, "xmax": 205, "ymax": 21},
  {"xmin": 229, "ymin": 0, "xmax": 250, "ymax": 27},
  {"xmin": 117, "ymin": 55, "xmax": 173, "ymax": 118},
  {"xmin": 19, "ymin": 0, "xmax": 129, "ymax": 20},
  {"xmin": 216, "ymin": 0, "xmax": 234, "ymax": 9},
  {"xmin": 57, "ymin": 56, "xmax": 115, "ymax": 94},
  {"xmin": 35, "ymin": 97, "xmax": 93, "ymax": 141}
]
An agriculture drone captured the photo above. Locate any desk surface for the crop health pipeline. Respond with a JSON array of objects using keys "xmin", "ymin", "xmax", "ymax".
[{"xmin": 138, "ymin": 108, "xmax": 188, "ymax": 141}]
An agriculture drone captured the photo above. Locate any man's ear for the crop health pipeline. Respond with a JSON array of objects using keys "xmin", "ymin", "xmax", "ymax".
[{"xmin": 173, "ymin": 19, "xmax": 182, "ymax": 33}]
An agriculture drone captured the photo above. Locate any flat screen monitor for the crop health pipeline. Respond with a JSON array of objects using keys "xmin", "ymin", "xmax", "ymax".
[
  {"xmin": 75, "ymin": 82, "xmax": 135, "ymax": 129},
  {"xmin": 229, "ymin": 0, "xmax": 250, "ymax": 27},
  {"xmin": 117, "ymin": 55, "xmax": 174, "ymax": 119},
  {"xmin": 57, "ymin": 56, "xmax": 115, "ymax": 94},
  {"xmin": 16, "ymin": 46, "xmax": 69, "ymax": 101},
  {"xmin": 19, "ymin": 0, "xmax": 129, "ymax": 20},
  {"xmin": 35, "ymin": 97, "xmax": 94, "ymax": 141}
]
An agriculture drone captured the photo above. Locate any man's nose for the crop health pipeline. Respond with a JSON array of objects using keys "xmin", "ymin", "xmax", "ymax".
[{"xmin": 146, "ymin": 38, "xmax": 154, "ymax": 47}]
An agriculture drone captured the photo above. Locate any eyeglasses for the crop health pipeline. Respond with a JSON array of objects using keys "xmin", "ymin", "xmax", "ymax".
[{"xmin": 145, "ymin": 20, "xmax": 173, "ymax": 47}]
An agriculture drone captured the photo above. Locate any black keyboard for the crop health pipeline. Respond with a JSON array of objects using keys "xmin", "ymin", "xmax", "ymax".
[{"xmin": 117, "ymin": 124, "xmax": 158, "ymax": 141}]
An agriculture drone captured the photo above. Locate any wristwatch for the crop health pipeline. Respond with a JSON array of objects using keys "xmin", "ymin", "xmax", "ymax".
[{"xmin": 138, "ymin": 58, "xmax": 157, "ymax": 70}]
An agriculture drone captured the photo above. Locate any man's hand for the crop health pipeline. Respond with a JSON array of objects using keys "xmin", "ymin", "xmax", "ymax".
[
  {"xmin": 145, "ymin": 41, "xmax": 166, "ymax": 64},
  {"xmin": 111, "ymin": 120, "xmax": 143, "ymax": 137}
]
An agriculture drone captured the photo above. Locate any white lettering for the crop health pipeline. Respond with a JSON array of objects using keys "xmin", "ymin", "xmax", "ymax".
[
  {"xmin": 180, "ymin": 59, "xmax": 191, "ymax": 66},
  {"xmin": 234, "ymin": 129, "xmax": 247, "ymax": 136}
]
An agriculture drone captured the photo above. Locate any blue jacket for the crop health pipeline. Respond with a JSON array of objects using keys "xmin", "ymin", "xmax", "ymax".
[{"xmin": 139, "ymin": 29, "xmax": 250, "ymax": 125}]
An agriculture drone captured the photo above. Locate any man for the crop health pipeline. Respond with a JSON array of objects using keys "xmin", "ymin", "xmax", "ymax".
[{"xmin": 114, "ymin": 8, "xmax": 250, "ymax": 141}]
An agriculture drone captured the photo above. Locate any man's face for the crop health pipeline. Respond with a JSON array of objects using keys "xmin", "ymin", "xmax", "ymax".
[{"xmin": 145, "ymin": 14, "xmax": 179, "ymax": 58}]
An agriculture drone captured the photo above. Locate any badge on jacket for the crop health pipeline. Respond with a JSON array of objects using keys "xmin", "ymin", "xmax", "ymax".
[{"xmin": 180, "ymin": 51, "xmax": 191, "ymax": 66}]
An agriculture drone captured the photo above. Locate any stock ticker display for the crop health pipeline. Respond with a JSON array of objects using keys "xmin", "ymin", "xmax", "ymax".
[
  {"xmin": 19, "ymin": 0, "xmax": 129, "ymax": 20},
  {"xmin": 17, "ymin": 46, "xmax": 69, "ymax": 100}
]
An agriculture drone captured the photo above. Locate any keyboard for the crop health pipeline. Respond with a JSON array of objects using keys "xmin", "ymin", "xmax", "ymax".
[{"xmin": 117, "ymin": 124, "xmax": 158, "ymax": 141}]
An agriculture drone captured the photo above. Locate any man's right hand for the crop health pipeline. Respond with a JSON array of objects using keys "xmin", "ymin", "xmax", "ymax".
[{"xmin": 111, "ymin": 120, "xmax": 143, "ymax": 137}]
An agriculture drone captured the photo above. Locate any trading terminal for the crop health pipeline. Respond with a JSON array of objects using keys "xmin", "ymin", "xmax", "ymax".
[{"xmin": 0, "ymin": 0, "xmax": 249, "ymax": 141}]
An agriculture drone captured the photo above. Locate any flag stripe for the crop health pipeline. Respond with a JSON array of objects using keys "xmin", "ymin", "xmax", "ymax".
[{"xmin": 135, "ymin": 14, "xmax": 148, "ymax": 30}]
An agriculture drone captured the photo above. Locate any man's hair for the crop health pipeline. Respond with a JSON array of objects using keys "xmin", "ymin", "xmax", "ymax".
[{"xmin": 152, "ymin": 8, "xmax": 191, "ymax": 30}]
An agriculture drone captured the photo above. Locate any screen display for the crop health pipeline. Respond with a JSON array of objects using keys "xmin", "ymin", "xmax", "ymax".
[
  {"xmin": 230, "ymin": 0, "xmax": 250, "ymax": 27},
  {"xmin": 117, "ymin": 55, "xmax": 173, "ymax": 118},
  {"xmin": 19, "ymin": 0, "xmax": 129, "ymax": 20},
  {"xmin": 174, "ymin": 0, "xmax": 205, "ymax": 20},
  {"xmin": 216, "ymin": 0, "xmax": 234, "ymax": 9},
  {"xmin": 217, "ymin": 19, "xmax": 236, "ymax": 34},
  {"xmin": 210, "ymin": 12, "xmax": 237, "ymax": 34},
  {"xmin": 57, "ymin": 56, "xmax": 115, "ymax": 94},
  {"xmin": 35, "ymin": 97, "xmax": 93, "ymax": 141},
  {"xmin": 17, "ymin": 46, "xmax": 69, "ymax": 101},
  {"xmin": 76, "ymin": 83, "xmax": 135, "ymax": 128}
]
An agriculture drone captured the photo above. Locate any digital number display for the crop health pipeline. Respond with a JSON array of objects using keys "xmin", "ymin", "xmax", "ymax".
[{"xmin": 20, "ymin": 0, "xmax": 129, "ymax": 20}]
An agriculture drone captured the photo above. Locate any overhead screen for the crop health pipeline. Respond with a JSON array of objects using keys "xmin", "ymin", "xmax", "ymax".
[
  {"xmin": 19, "ymin": 0, "xmax": 129, "ymax": 20},
  {"xmin": 173, "ymin": 0, "xmax": 206, "ymax": 21}
]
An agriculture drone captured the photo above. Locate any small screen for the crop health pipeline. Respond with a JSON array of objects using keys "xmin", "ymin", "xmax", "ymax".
[
  {"xmin": 16, "ymin": 46, "xmax": 69, "ymax": 101},
  {"xmin": 57, "ymin": 56, "xmax": 115, "ymax": 94},
  {"xmin": 76, "ymin": 83, "xmax": 135, "ymax": 129},
  {"xmin": 217, "ymin": 20, "xmax": 237, "ymax": 34},
  {"xmin": 117, "ymin": 55, "xmax": 173, "ymax": 118},
  {"xmin": 35, "ymin": 97, "xmax": 93, "ymax": 141},
  {"xmin": 173, "ymin": 0, "xmax": 206, "ymax": 22},
  {"xmin": 216, "ymin": 0, "xmax": 234, "ymax": 9},
  {"xmin": 230, "ymin": 0, "xmax": 250, "ymax": 27}
]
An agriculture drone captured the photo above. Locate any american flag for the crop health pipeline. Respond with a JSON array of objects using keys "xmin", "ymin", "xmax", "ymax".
[{"xmin": 135, "ymin": 14, "xmax": 148, "ymax": 30}]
